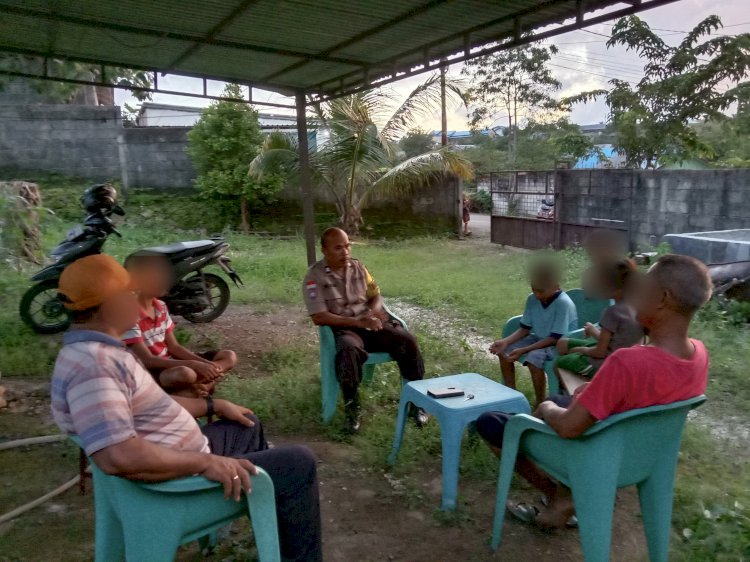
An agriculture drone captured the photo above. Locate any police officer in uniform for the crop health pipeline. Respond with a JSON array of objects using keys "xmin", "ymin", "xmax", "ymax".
[{"xmin": 303, "ymin": 227, "xmax": 428, "ymax": 432}]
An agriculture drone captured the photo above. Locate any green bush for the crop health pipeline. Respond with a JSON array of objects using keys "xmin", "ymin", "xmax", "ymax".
[
  {"xmin": 186, "ymin": 84, "xmax": 284, "ymax": 232},
  {"xmin": 698, "ymin": 298, "xmax": 750, "ymax": 327},
  {"xmin": 468, "ymin": 190, "xmax": 492, "ymax": 213},
  {"xmin": 725, "ymin": 300, "xmax": 750, "ymax": 326}
]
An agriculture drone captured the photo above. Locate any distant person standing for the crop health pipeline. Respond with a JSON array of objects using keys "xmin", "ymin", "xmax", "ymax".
[{"xmin": 463, "ymin": 194, "xmax": 471, "ymax": 236}]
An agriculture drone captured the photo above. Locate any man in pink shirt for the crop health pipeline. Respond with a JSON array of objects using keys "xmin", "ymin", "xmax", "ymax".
[{"xmin": 476, "ymin": 254, "xmax": 712, "ymax": 529}]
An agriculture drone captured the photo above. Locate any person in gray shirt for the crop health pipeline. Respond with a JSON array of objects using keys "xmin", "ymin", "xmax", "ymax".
[{"xmin": 556, "ymin": 259, "xmax": 645, "ymax": 378}]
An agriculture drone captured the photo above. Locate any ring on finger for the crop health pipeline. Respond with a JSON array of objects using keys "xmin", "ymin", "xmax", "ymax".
[{"xmin": 232, "ymin": 475, "xmax": 239, "ymax": 480}]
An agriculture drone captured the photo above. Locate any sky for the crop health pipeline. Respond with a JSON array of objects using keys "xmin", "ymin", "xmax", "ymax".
[{"xmin": 115, "ymin": 0, "xmax": 750, "ymax": 132}]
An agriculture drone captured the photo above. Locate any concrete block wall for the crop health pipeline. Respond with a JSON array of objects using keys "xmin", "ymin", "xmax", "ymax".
[
  {"xmin": 122, "ymin": 127, "xmax": 195, "ymax": 189},
  {"xmin": 0, "ymin": 104, "xmax": 122, "ymax": 181},
  {"xmin": 557, "ymin": 169, "xmax": 750, "ymax": 248},
  {"xmin": 0, "ymin": 101, "xmax": 459, "ymax": 228}
]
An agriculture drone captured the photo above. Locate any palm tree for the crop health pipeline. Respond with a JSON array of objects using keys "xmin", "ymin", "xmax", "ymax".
[{"xmin": 249, "ymin": 74, "xmax": 474, "ymax": 234}]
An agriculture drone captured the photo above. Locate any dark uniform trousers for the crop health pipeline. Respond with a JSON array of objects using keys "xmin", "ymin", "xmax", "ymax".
[{"xmin": 333, "ymin": 319, "xmax": 425, "ymax": 403}]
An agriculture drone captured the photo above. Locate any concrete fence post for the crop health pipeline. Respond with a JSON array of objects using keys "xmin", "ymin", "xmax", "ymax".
[{"xmin": 116, "ymin": 132, "xmax": 130, "ymax": 194}]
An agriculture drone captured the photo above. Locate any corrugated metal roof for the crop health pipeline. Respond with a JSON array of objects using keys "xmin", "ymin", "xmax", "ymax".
[{"xmin": 0, "ymin": 0, "xmax": 678, "ymax": 101}]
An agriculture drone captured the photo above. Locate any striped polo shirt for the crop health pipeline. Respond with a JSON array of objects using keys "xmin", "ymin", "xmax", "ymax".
[
  {"xmin": 51, "ymin": 330, "xmax": 209, "ymax": 456},
  {"xmin": 122, "ymin": 298, "xmax": 174, "ymax": 357}
]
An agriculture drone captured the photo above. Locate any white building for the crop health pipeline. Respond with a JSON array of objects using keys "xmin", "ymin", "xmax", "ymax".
[{"xmin": 135, "ymin": 102, "xmax": 329, "ymax": 147}]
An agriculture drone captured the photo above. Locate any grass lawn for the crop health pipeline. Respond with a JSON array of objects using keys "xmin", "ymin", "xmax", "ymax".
[{"xmin": 1, "ymin": 185, "xmax": 749, "ymax": 560}]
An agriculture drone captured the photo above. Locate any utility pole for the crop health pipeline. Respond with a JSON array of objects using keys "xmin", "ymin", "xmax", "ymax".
[
  {"xmin": 440, "ymin": 64, "xmax": 462, "ymax": 238},
  {"xmin": 440, "ymin": 65, "xmax": 448, "ymax": 147}
]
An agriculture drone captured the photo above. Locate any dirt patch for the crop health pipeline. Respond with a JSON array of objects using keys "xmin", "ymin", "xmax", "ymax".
[
  {"xmin": 174, "ymin": 304, "xmax": 316, "ymax": 377},
  {"xmin": 389, "ymin": 299, "xmax": 495, "ymax": 360},
  {"xmin": 688, "ymin": 408, "xmax": 750, "ymax": 456},
  {"xmin": 303, "ymin": 437, "xmax": 646, "ymax": 562},
  {"xmin": 0, "ymin": 378, "xmax": 55, "ymax": 431}
]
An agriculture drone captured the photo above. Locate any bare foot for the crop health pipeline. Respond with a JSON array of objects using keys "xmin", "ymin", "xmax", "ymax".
[{"xmin": 534, "ymin": 494, "xmax": 575, "ymax": 530}]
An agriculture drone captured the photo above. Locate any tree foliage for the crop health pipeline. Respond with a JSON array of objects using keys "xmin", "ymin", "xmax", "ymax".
[
  {"xmin": 250, "ymin": 74, "xmax": 473, "ymax": 235},
  {"xmin": 462, "ymin": 43, "xmax": 561, "ymax": 164},
  {"xmin": 563, "ymin": 15, "xmax": 750, "ymax": 168},
  {"xmin": 187, "ymin": 84, "xmax": 284, "ymax": 232},
  {"xmin": 693, "ymin": 85, "xmax": 750, "ymax": 168},
  {"xmin": 549, "ymin": 125, "xmax": 606, "ymax": 165},
  {"xmin": 461, "ymin": 119, "xmax": 601, "ymax": 173},
  {"xmin": 398, "ymin": 129, "xmax": 435, "ymax": 159},
  {"xmin": 0, "ymin": 55, "xmax": 153, "ymax": 103}
]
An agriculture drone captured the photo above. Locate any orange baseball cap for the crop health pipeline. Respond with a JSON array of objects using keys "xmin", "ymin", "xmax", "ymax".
[{"xmin": 58, "ymin": 254, "xmax": 133, "ymax": 310}]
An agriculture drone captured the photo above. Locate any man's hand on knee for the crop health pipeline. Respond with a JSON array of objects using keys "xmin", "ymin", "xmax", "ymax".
[
  {"xmin": 215, "ymin": 399, "xmax": 255, "ymax": 427},
  {"xmin": 200, "ymin": 454, "xmax": 257, "ymax": 500}
]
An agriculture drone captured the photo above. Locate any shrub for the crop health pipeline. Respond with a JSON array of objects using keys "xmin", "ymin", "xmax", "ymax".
[
  {"xmin": 187, "ymin": 84, "xmax": 284, "ymax": 232},
  {"xmin": 468, "ymin": 190, "xmax": 492, "ymax": 213}
]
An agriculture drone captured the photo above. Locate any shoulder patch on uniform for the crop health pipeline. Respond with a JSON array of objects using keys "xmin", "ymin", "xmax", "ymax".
[{"xmin": 305, "ymin": 280, "xmax": 318, "ymax": 299}]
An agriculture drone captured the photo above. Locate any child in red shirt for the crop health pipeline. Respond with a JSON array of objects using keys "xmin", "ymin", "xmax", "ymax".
[{"xmin": 123, "ymin": 255, "xmax": 237, "ymax": 397}]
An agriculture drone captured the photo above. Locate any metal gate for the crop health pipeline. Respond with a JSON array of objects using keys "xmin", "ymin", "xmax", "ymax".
[{"xmin": 487, "ymin": 170, "xmax": 633, "ymax": 250}]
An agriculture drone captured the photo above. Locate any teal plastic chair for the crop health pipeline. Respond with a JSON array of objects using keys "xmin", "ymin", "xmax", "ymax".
[
  {"xmin": 71, "ymin": 437, "xmax": 281, "ymax": 562},
  {"xmin": 500, "ymin": 289, "xmax": 611, "ymax": 396},
  {"xmin": 319, "ymin": 303, "xmax": 408, "ymax": 423},
  {"xmin": 491, "ymin": 395, "xmax": 706, "ymax": 561},
  {"xmin": 566, "ymin": 288, "xmax": 613, "ymax": 326}
]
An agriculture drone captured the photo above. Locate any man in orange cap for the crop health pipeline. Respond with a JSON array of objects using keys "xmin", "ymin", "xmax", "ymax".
[{"xmin": 52, "ymin": 254, "xmax": 321, "ymax": 562}]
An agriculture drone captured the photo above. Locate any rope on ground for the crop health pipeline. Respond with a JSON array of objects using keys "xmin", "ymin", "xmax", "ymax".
[
  {"xmin": 0, "ymin": 433, "xmax": 67, "ymax": 451},
  {"xmin": 0, "ymin": 475, "xmax": 81, "ymax": 524},
  {"xmin": 0, "ymin": 433, "xmax": 79, "ymax": 524}
]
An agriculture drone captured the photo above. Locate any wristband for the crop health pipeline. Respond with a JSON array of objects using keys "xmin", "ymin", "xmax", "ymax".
[{"xmin": 205, "ymin": 395, "xmax": 215, "ymax": 419}]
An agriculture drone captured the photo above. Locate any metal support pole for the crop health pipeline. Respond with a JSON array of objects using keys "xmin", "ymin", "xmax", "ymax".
[
  {"xmin": 440, "ymin": 65, "xmax": 448, "ymax": 147},
  {"xmin": 296, "ymin": 92, "xmax": 317, "ymax": 265}
]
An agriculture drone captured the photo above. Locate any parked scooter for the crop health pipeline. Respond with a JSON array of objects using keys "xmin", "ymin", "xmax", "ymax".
[
  {"xmin": 537, "ymin": 198, "xmax": 555, "ymax": 220},
  {"xmin": 19, "ymin": 184, "xmax": 242, "ymax": 334}
]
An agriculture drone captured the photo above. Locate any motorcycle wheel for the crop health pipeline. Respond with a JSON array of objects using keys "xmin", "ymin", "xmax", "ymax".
[
  {"xmin": 19, "ymin": 279, "xmax": 72, "ymax": 334},
  {"xmin": 181, "ymin": 273, "xmax": 231, "ymax": 323}
]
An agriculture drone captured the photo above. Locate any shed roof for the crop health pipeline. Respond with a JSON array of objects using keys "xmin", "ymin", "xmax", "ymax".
[{"xmin": 0, "ymin": 0, "xmax": 676, "ymax": 102}]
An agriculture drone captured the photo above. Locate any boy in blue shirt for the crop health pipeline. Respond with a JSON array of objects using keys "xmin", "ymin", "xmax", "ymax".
[{"xmin": 490, "ymin": 261, "xmax": 578, "ymax": 407}]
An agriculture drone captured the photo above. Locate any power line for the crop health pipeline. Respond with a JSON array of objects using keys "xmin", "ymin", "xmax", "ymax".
[
  {"xmin": 581, "ymin": 29, "xmax": 611, "ymax": 39},
  {"xmin": 553, "ymin": 55, "xmax": 645, "ymax": 79},
  {"xmin": 650, "ymin": 21, "xmax": 750, "ymax": 34},
  {"xmin": 554, "ymin": 50, "xmax": 646, "ymax": 73},
  {"xmin": 557, "ymin": 47, "xmax": 646, "ymax": 63},
  {"xmin": 547, "ymin": 62, "xmax": 637, "ymax": 84}
]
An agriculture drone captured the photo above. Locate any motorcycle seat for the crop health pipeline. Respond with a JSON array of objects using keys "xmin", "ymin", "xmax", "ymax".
[{"xmin": 136, "ymin": 240, "xmax": 218, "ymax": 256}]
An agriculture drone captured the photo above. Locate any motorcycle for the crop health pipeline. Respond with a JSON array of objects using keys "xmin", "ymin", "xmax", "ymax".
[
  {"xmin": 19, "ymin": 184, "xmax": 243, "ymax": 334},
  {"xmin": 537, "ymin": 198, "xmax": 555, "ymax": 220}
]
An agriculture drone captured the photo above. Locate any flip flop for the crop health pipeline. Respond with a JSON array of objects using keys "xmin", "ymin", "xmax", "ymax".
[{"xmin": 506, "ymin": 501, "xmax": 540, "ymax": 524}]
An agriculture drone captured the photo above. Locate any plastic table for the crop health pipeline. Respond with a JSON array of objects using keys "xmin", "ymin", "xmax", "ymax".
[{"xmin": 388, "ymin": 372, "xmax": 530, "ymax": 510}]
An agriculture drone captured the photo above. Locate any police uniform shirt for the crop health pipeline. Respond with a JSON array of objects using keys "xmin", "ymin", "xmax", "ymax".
[{"xmin": 303, "ymin": 259, "xmax": 380, "ymax": 317}]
